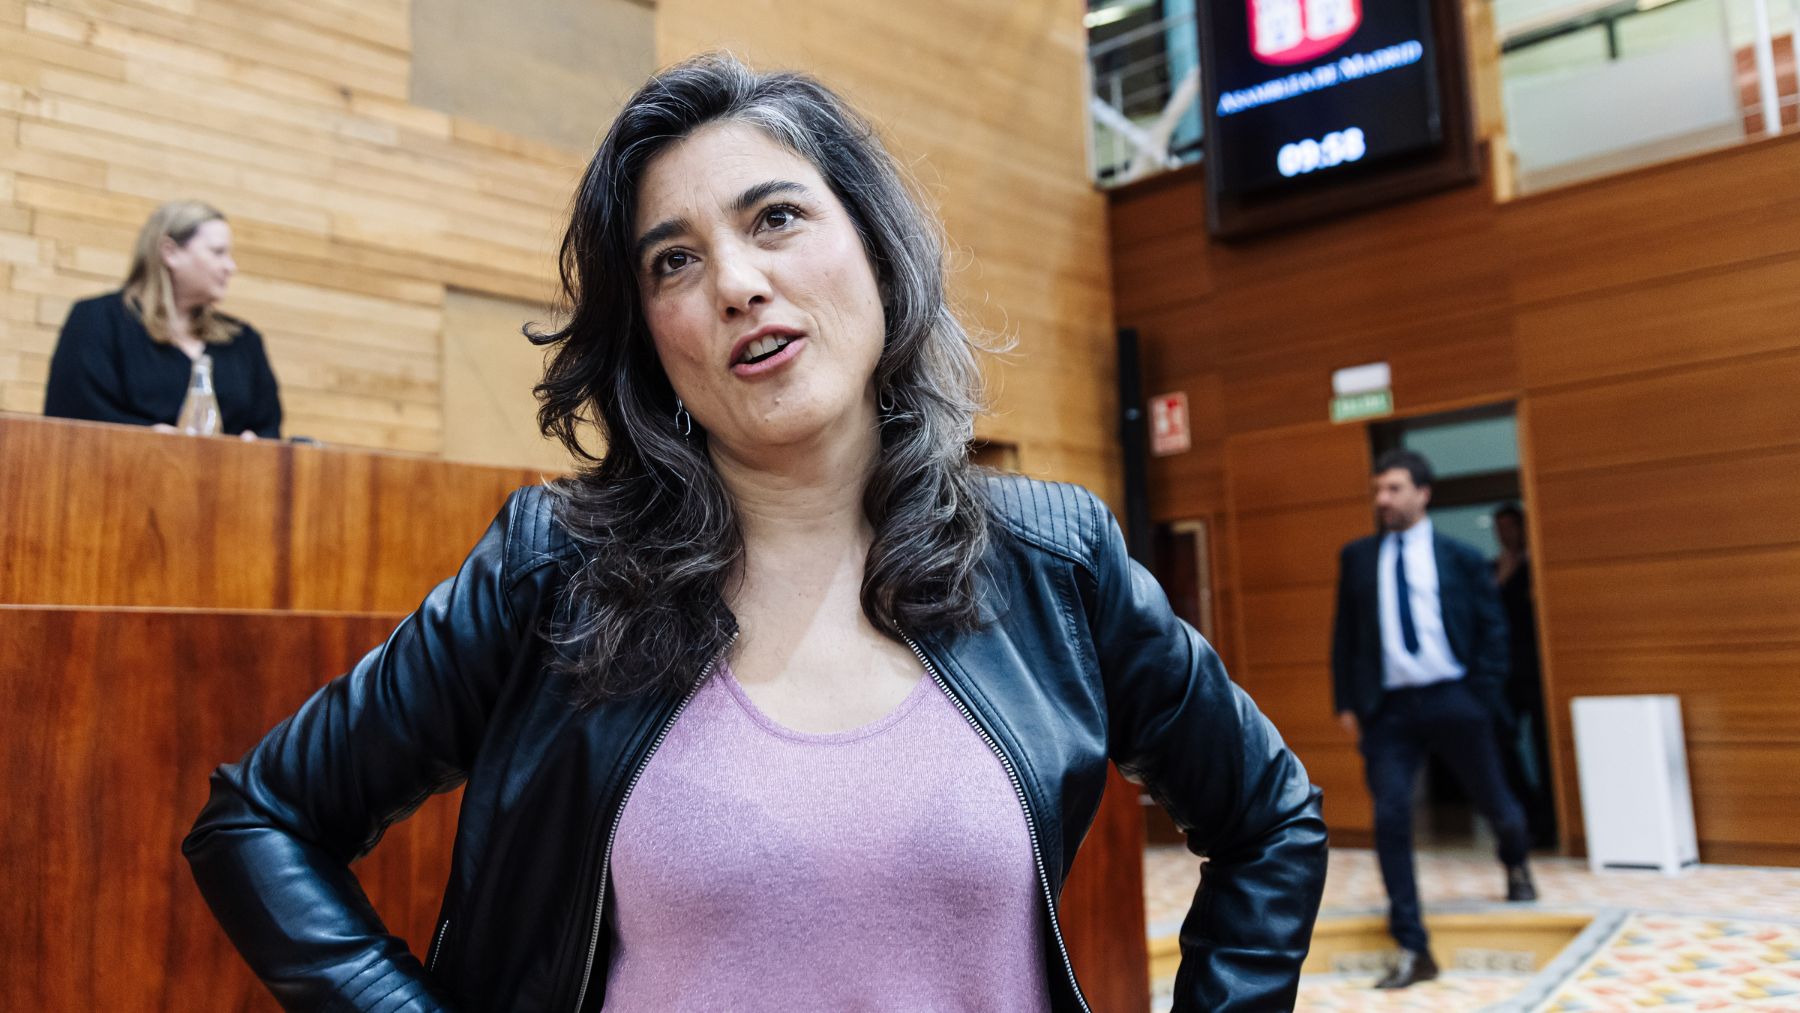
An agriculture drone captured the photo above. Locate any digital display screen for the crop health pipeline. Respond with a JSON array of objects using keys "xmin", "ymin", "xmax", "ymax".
[{"xmin": 1201, "ymin": 0, "xmax": 1444, "ymax": 196}]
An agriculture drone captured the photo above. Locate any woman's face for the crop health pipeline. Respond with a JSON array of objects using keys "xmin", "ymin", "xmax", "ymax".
[
  {"xmin": 632, "ymin": 121, "xmax": 885, "ymax": 460},
  {"xmin": 162, "ymin": 219, "xmax": 237, "ymax": 309}
]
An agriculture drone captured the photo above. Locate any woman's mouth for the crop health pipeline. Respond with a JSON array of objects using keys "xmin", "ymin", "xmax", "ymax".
[
  {"xmin": 731, "ymin": 334, "xmax": 806, "ymax": 377},
  {"xmin": 737, "ymin": 334, "xmax": 793, "ymax": 365}
]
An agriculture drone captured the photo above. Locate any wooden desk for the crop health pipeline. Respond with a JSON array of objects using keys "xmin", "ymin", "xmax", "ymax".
[
  {"xmin": 1, "ymin": 414, "xmax": 541, "ymax": 612},
  {"xmin": 0, "ymin": 414, "xmax": 540, "ymax": 1010}
]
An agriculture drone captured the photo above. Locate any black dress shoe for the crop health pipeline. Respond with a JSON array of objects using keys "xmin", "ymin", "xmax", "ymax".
[
  {"xmin": 1374, "ymin": 949, "xmax": 1439, "ymax": 989},
  {"xmin": 1506, "ymin": 864, "xmax": 1538, "ymax": 902}
]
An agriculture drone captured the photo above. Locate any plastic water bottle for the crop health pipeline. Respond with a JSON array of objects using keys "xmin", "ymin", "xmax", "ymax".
[{"xmin": 177, "ymin": 354, "xmax": 222, "ymax": 436}]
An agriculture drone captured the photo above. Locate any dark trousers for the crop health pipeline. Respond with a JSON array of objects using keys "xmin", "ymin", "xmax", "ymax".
[
  {"xmin": 1360, "ymin": 679, "xmax": 1530, "ymax": 953},
  {"xmin": 1498, "ymin": 686, "xmax": 1559, "ymax": 848}
]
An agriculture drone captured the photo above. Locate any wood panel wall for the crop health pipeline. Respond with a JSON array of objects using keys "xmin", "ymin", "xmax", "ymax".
[
  {"xmin": 1224, "ymin": 423, "xmax": 1376, "ymax": 837},
  {"xmin": 1507, "ymin": 138, "xmax": 1800, "ymax": 866},
  {"xmin": 1111, "ymin": 132, "xmax": 1800, "ymax": 864},
  {"xmin": 0, "ymin": 0, "xmax": 584, "ymax": 456},
  {"xmin": 2, "ymin": 0, "xmax": 1125, "ymax": 496}
]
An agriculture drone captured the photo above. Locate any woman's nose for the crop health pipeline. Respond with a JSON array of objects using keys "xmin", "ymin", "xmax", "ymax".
[{"xmin": 714, "ymin": 245, "xmax": 772, "ymax": 318}]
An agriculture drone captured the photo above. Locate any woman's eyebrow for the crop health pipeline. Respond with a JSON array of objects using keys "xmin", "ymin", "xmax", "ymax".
[
  {"xmin": 733, "ymin": 179, "xmax": 809, "ymax": 213},
  {"xmin": 632, "ymin": 216, "xmax": 691, "ymax": 268},
  {"xmin": 632, "ymin": 181, "xmax": 811, "ymax": 267}
]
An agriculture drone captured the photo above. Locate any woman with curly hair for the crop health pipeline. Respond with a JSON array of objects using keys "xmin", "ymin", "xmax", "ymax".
[{"xmin": 185, "ymin": 55, "xmax": 1324, "ymax": 1012}]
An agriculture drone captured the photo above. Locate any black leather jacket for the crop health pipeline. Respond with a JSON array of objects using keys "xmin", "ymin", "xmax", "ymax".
[{"xmin": 185, "ymin": 476, "xmax": 1326, "ymax": 1012}]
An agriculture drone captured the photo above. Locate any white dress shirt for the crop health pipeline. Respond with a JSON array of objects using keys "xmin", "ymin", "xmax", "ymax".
[{"xmin": 1376, "ymin": 516, "xmax": 1466, "ymax": 690}]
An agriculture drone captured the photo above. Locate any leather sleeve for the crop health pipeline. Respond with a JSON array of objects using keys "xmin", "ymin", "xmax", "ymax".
[
  {"xmin": 182, "ymin": 489, "xmax": 554, "ymax": 1011},
  {"xmin": 1086, "ymin": 497, "xmax": 1328, "ymax": 1012}
]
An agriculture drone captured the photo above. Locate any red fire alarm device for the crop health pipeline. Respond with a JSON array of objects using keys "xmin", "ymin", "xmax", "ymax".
[{"xmin": 1150, "ymin": 392, "xmax": 1192, "ymax": 456}]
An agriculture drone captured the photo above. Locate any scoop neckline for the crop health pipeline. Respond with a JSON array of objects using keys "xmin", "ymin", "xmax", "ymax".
[{"xmin": 717, "ymin": 664, "xmax": 934, "ymax": 744}]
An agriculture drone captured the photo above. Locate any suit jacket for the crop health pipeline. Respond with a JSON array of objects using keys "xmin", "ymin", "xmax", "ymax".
[{"xmin": 1331, "ymin": 528, "xmax": 1510, "ymax": 720}]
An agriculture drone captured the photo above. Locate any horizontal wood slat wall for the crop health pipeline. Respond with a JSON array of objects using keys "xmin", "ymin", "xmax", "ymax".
[
  {"xmin": 1225, "ymin": 424, "xmax": 1374, "ymax": 834},
  {"xmin": 0, "ymin": 0, "xmax": 586, "ymax": 455},
  {"xmin": 1508, "ymin": 139, "xmax": 1800, "ymax": 860},
  {"xmin": 1110, "ymin": 132, "xmax": 1800, "ymax": 864},
  {"xmin": 4, "ymin": 0, "xmax": 1124, "ymax": 495}
]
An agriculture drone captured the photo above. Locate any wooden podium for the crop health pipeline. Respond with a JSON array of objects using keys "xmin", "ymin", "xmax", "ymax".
[
  {"xmin": 0, "ymin": 413, "xmax": 1146, "ymax": 1011},
  {"xmin": 0, "ymin": 414, "xmax": 541, "ymax": 1010}
]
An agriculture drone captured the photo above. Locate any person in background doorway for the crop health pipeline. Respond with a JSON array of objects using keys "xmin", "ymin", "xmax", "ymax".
[
  {"xmin": 43, "ymin": 199, "xmax": 282, "ymax": 439},
  {"xmin": 1494, "ymin": 503, "xmax": 1557, "ymax": 848},
  {"xmin": 1332, "ymin": 449, "xmax": 1536, "ymax": 989}
]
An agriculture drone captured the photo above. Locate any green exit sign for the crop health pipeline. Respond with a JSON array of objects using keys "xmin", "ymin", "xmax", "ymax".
[{"xmin": 1331, "ymin": 389, "xmax": 1393, "ymax": 422}]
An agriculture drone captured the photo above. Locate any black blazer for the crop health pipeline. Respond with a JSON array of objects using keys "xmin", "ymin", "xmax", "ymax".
[
  {"xmin": 43, "ymin": 291, "xmax": 283, "ymax": 438},
  {"xmin": 1331, "ymin": 528, "xmax": 1509, "ymax": 720}
]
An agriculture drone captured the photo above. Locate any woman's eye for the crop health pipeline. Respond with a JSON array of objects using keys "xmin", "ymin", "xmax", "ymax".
[
  {"xmin": 760, "ymin": 205, "xmax": 799, "ymax": 231},
  {"xmin": 655, "ymin": 250, "xmax": 692, "ymax": 275}
]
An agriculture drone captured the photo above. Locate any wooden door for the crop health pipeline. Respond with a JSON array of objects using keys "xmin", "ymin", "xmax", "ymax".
[{"xmin": 1223, "ymin": 422, "xmax": 1376, "ymax": 838}]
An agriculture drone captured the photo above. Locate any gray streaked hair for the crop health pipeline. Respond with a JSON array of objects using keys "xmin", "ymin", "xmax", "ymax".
[{"xmin": 530, "ymin": 53, "xmax": 990, "ymax": 702}]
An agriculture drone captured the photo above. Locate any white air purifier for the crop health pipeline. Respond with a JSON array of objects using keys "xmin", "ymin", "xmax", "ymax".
[{"xmin": 1570, "ymin": 695, "xmax": 1699, "ymax": 874}]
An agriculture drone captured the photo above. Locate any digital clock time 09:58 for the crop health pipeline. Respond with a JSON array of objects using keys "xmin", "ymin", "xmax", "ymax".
[{"xmin": 1276, "ymin": 126, "xmax": 1367, "ymax": 179}]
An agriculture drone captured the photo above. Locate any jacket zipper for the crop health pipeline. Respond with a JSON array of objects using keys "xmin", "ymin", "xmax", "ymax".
[
  {"xmin": 426, "ymin": 917, "xmax": 451, "ymax": 974},
  {"xmin": 900, "ymin": 631, "xmax": 1092, "ymax": 1013},
  {"xmin": 570, "ymin": 635, "xmax": 735, "ymax": 1013}
]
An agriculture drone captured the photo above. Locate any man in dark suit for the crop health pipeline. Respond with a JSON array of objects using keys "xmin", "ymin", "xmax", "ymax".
[{"xmin": 1332, "ymin": 449, "xmax": 1536, "ymax": 989}]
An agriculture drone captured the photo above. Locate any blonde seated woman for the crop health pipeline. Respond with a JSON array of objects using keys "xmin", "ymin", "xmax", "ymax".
[{"xmin": 43, "ymin": 199, "xmax": 282, "ymax": 439}]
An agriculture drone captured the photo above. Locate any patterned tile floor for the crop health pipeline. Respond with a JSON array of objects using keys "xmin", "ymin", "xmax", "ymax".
[
  {"xmin": 1146, "ymin": 846, "xmax": 1800, "ymax": 1012},
  {"xmin": 1531, "ymin": 914, "xmax": 1800, "ymax": 1011}
]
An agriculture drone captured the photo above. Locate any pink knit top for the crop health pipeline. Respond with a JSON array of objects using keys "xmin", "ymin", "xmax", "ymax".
[{"xmin": 603, "ymin": 665, "xmax": 1050, "ymax": 1011}]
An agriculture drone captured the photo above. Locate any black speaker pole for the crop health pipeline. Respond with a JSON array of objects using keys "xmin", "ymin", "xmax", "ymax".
[{"xmin": 1117, "ymin": 327, "xmax": 1152, "ymax": 565}]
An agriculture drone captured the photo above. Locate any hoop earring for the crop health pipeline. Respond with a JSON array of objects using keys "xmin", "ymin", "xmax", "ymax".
[
  {"xmin": 878, "ymin": 388, "xmax": 896, "ymax": 414},
  {"xmin": 674, "ymin": 398, "xmax": 693, "ymax": 438}
]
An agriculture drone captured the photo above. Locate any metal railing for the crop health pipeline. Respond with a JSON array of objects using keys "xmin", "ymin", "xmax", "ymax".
[
  {"xmin": 1085, "ymin": 0, "xmax": 1794, "ymax": 191},
  {"xmin": 1498, "ymin": 0, "xmax": 1796, "ymax": 193},
  {"xmin": 1088, "ymin": 9, "xmax": 1203, "ymax": 187}
]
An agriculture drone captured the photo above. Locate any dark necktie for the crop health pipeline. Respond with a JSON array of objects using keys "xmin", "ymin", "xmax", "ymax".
[{"xmin": 1395, "ymin": 531, "xmax": 1421, "ymax": 654}]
